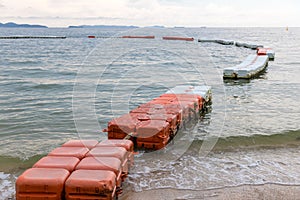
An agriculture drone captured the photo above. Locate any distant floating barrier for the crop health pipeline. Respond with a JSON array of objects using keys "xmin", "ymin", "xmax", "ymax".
[
  {"xmin": 199, "ymin": 38, "xmax": 275, "ymax": 79},
  {"xmin": 198, "ymin": 39, "xmax": 263, "ymax": 50},
  {"xmin": 0, "ymin": 36, "xmax": 66, "ymax": 39},
  {"xmin": 215, "ymin": 40, "xmax": 234, "ymax": 45},
  {"xmin": 235, "ymin": 42, "xmax": 263, "ymax": 50},
  {"xmin": 122, "ymin": 35, "xmax": 155, "ymax": 39},
  {"xmin": 223, "ymin": 55, "xmax": 269, "ymax": 79},
  {"xmin": 163, "ymin": 36, "xmax": 194, "ymax": 41},
  {"xmin": 87, "ymin": 35, "xmax": 96, "ymax": 38},
  {"xmin": 198, "ymin": 39, "xmax": 234, "ymax": 45},
  {"xmin": 198, "ymin": 39, "xmax": 216, "ymax": 43}
]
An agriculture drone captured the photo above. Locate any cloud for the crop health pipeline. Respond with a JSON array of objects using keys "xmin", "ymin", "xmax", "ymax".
[
  {"xmin": 0, "ymin": 0, "xmax": 4, "ymax": 8},
  {"xmin": 0, "ymin": 0, "xmax": 299, "ymax": 27},
  {"xmin": 2, "ymin": 16, "xmax": 124, "ymax": 21}
]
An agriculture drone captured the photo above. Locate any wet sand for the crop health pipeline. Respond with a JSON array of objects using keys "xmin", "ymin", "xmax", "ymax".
[{"xmin": 121, "ymin": 183, "xmax": 300, "ymax": 200}]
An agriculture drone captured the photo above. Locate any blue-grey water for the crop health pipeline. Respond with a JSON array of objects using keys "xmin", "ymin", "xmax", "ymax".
[{"xmin": 0, "ymin": 27, "xmax": 300, "ymax": 199}]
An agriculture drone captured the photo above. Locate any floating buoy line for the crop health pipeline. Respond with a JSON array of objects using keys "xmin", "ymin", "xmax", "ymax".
[
  {"xmin": 15, "ymin": 33, "xmax": 275, "ymax": 199},
  {"xmin": 16, "ymin": 86, "xmax": 212, "ymax": 199},
  {"xmin": 197, "ymin": 39, "xmax": 275, "ymax": 78},
  {"xmin": 0, "ymin": 36, "xmax": 66, "ymax": 39}
]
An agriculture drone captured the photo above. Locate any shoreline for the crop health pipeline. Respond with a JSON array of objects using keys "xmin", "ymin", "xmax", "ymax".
[
  {"xmin": 121, "ymin": 183, "xmax": 300, "ymax": 200},
  {"xmin": 6, "ymin": 183, "xmax": 300, "ymax": 200}
]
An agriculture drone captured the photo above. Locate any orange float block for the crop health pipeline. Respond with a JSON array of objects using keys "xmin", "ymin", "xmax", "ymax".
[
  {"xmin": 177, "ymin": 99, "xmax": 200, "ymax": 112},
  {"xmin": 76, "ymin": 157, "xmax": 123, "ymax": 188},
  {"xmin": 256, "ymin": 47, "xmax": 275, "ymax": 60},
  {"xmin": 149, "ymin": 114, "xmax": 178, "ymax": 133},
  {"xmin": 107, "ymin": 114, "xmax": 138, "ymax": 139},
  {"xmin": 134, "ymin": 103, "xmax": 179, "ymax": 117},
  {"xmin": 138, "ymin": 103, "xmax": 165, "ymax": 109},
  {"xmin": 65, "ymin": 169, "xmax": 117, "ymax": 200},
  {"xmin": 153, "ymin": 96, "xmax": 176, "ymax": 101},
  {"xmin": 257, "ymin": 48, "xmax": 267, "ymax": 55},
  {"xmin": 149, "ymin": 98, "xmax": 172, "ymax": 105},
  {"xmin": 160, "ymin": 93, "xmax": 202, "ymax": 99},
  {"xmin": 106, "ymin": 85, "xmax": 211, "ymax": 150},
  {"xmin": 16, "ymin": 168, "xmax": 70, "ymax": 200},
  {"xmin": 97, "ymin": 139, "xmax": 135, "ymax": 167},
  {"xmin": 62, "ymin": 139, "xmax": 99, "ymax": 149},
  {"xmin": 136, "ymin": 120, "xmax": 170, "ymax": 149},
  {"xmin": 170, "ymin": 100, "xmax": 197, "ymax": 120},
  {"xmin": 86, "ymin": 146, "xmax": 129, "ymax": 175},
  {"xmin": 129, "ymin": 107, "xmax": 148, "ymax": 114},
  {"xmin": 130, "ymin": 113, "xmax": 150, "ymax": 121},
  {"xmin": 98, "ymin": 139, "xmax": 134, "ymax": 151},
  {"xmin": 139, "ymin": 103, "xmax": 183, "ymax": 124},
  {"xmin": 33, "ymin": 156, "xmax": 80, "ymax": 172},
  {"xmin": 136, "ymin": 140, "xmax": 168, "ymax": 150},
  {"xmin": 169, "ymin": 103, "xmax": 188, "ymax": 119},
  {"xmin": 162, "ymin": 36, "xmax": 194, "ymax": 41},
  {"xmin": 48, "ymin": 147, "xmax": 89, "ymax": 160},
  {"xmin": 130, "ymin": 106, "xmax": 161, "ymax": 114},
  {"xmin": 163, "ymin": 93, "xmax": 204, "ymax": 109}
]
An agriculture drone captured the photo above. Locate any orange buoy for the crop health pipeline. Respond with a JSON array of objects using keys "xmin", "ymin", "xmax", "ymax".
[
  {"xmin": 16, "ymin": 168, "xmax": 70, "ymax": 200},
  {"xmin": 86, "ymin": 147, "xmax": 128, "ymax": 163},
  {"xmin": 107, "ymin": 114, "xmax": 138, "ymax": 139},
  {"xmin": 62, "ymin": 139, "xmax": 98, "ymax": 149},
  {"xmin": 33, "ymin": 156, "xmax": 80, "ymax": 172},
  {"xmin": 97, "ymin": 139, "xmax": 135, "ymax": 166},
  {"xmin": 65, "ymin": 170, "xmax": 117, "ymax": 200},
  {"xmin": 75, "ymin": 157, "xmax": 123, "ymax": 188},
  {"xmin": 136, "ymin": 120, "xmax": 170, "ymax": 150},
  {"xmin": 86, "ymin": 146, "xmax": 129, "ymax": 177},
  {"xmin": 16, "ymin": 136, "xmax": 135, "ymax": 200},
  {"xmin": 257, "ymin": 47, "xmax": 275, "ymax": 60},
  {"xmin": 48, "ymin": 146, "xmax": 89, "ymax": 159},
  {"xmin": 122, "ymin": 35, "xmax": 155, "ymax": 39},
  {"xmin": 162, "ymin": 36, "xmax": 194, "ymax": 41}
]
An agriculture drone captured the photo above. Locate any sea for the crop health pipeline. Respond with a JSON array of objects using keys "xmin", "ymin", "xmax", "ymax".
[{"xmin": 0, "ymin": 27, "xmax": 299, "ymax": 199}]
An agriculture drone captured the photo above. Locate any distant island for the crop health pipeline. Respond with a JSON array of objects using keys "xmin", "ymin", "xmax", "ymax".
[
  {"xmin": 0, "ymin": 22, "xmax": 48, "ymax": 28},
  {"xmin": 0, "ymin": 22, "xmax": 185, "ymax": 29},
  {"xmin": 68, "ymin": 25, "xmax": 139, "ymax": 29},
  {"xmin": 145, "ymin": 25, "xmax": 165, "ymax": 28}
]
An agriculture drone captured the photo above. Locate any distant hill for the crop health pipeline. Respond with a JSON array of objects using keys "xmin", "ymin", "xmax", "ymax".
[
  {"xmin": 0, "ymin": 22, "xmax": 48, "ymax": 28},
  {"xmin": 68, "ymin": 25, "xmax": 139, "ymax": 29},
  {"xmin": 145, "ymin": 25, "xmax": 165, "ymax": 28}
]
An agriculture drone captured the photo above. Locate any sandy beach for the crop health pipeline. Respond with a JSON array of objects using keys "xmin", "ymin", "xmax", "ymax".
[{"xmin": 121, "ymin": 184, "xmax": 300, "ymax": 200}]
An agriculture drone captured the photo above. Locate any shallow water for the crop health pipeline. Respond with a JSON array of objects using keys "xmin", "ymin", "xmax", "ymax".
[
  {"xmin": 0, "ymin": 27, "xmax": 299, "ymax": 199},
  {"xmin": 128, "ymin": 146, "xmax": 300, "ymax": 191}
]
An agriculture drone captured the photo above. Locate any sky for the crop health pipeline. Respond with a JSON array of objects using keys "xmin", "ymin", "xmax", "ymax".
[{"xmin": 0, "ymin": 0, "xmax": 299, "ymax": 27}]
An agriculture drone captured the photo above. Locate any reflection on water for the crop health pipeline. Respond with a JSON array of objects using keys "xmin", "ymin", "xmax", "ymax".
[{"xmin": 223, "ymin": 78, "xmax": 251, "ymax": 85}]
